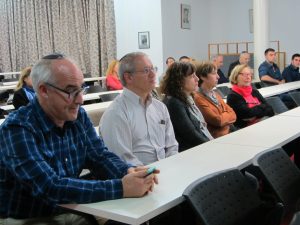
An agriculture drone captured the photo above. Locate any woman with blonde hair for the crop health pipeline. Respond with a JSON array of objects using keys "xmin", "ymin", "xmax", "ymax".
[
  {"xmin": 227, "ymin": 64, "xmax": 273, "ymax": 128},
  {"xmin": 105, "ymin": 60, "xmax": 123, "ymax": 90},
  {"xmin": 12, "ymin": 66, "xmax": 35, "ymax": 109}
]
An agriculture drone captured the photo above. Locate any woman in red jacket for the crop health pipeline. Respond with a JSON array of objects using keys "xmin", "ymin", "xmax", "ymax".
[{"xmin": 105, "ymin": 60, "xmax": 123, "ymax": 90}]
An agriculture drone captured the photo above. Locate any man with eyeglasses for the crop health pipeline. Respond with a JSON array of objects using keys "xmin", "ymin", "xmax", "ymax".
[
  {"xmin": 0, "ymin": 53, "xmax": 159, "ymax": 225},
  {"xmin": 100, "ymin": 52, "xmax": 178, "ymax": 166}
]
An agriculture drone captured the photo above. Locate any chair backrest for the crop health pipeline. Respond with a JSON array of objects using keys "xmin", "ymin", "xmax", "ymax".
[
  {"xmin": 289, "ymin": 92, "xmax": 300, "ymax": 106},
  {"xmin": 290, "ymin": 211, "xmax": 300, "ymax": 225},
  {"xmin": 216, "ymin": 86, "xmax": 230, "ymax": 98},
  {"xmin": 99, "ymin": 93, "xmax": 120, "ymax": 102},
  {"xmin": 183, "ymin": 169, "xmax": 264, "ymax": 225},
  {"xmin": 253, "ymin": 148, "xmax": 300, "ymax": 211},
  {"xmin": 86, "ymin": 85, "xmax": 106, "ymax": 94},
  {"xmin": 265, "ymin": 96, "xmax": 289, "ymax": 114}
]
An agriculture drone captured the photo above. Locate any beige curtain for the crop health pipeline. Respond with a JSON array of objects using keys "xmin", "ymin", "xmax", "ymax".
[{"xmin": 0, "ymin": 0, "xmax": 116, "ymax": 77}]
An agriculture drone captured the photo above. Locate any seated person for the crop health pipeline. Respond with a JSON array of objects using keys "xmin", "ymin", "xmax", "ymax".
[
  {"xmin": 227, "ymin": 51, "xmax": 250, "ymax": 77},
  {"xmin": 194, "ymin": 62, "xmax": 236, "ymax": 138},
  {"xmin": 0, "ymin": 53, "xmax": 158, "ymax": 225},
  {"xmin": 179, "ymin": 55, "xmax": 190, "ymax": 63},
  {"xmin": 227, "ymin": 64, "xmax": 274, "ymax": 129},
  {"xmin": 105, "ymin": 60, "xmax": 123, "ymax": 90},
  {"xmin": 258, "ymin": 48, "xmax": 284, "ymax": 85},
  {"xmin": 12, "ymin": 66, "xmax": 35, "ymax": 109},
  {"xmin": 100, "ymin": 52, "xmax": 178, "ymax": 166},
  {"xmin": 211, "ymin": 54, "xmax": 228, "ymax": 84},
  {"xmin": 282, "ymin": 53, "xmax": 300, "ymax": 83},
  {"xmin": 160, "ymin": 62, "xmax": 213, "ymax": 152}
]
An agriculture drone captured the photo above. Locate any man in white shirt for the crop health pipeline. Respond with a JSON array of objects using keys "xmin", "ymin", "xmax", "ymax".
[{"xmin": 99, "ymin": 52, "xmax": 178, "ymax": 166}]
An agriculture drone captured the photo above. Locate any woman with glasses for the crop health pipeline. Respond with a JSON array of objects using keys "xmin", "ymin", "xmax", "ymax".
[
  {"xmin": 227, "ymin": 64, "xmax": 274, "ymax": 129},
  {"xmin": 194, "ymin": 62, "xmax": 236, "ymax": 138},
  {"xmin": 160, "ymin": 62, "xmax": 213, "ymax": 152},
  {"xmin": 105, "ymin": 60, "xmax": 123, "ymax": 91},
  {"xmin": 13, "ymin": 66, "xmax": 35, "ymax": 109}
]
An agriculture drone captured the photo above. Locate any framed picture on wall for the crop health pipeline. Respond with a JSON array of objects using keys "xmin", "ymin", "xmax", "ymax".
[
  {"xmin": 138, "ymin": 31, "xmax": 150, "ymax": 49},
  {"xmin": 181, "ymin": 4, "xmax": 191, "ymax": 29}
]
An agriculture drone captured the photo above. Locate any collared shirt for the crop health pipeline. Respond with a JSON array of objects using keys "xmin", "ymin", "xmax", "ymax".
[
  {"xmin": 0, "ymin": 98, "xmax": 129, "ymax": 219},
  {"xmin": 99, "ymin": 88, "xmax": 178, "ymax": 166},
  {"xmin": 258, "ymin": 61, "xmax": 283, "ymax": 81},
  {"xmin": 282, "ymin": 64, "xmax": 300, "ymax": 82}
]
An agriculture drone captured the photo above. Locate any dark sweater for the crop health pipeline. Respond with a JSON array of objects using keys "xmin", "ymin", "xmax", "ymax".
[
  {"xmin": 226, "ymin": 89, "xmax": 274, "ymax": 128},
  {"xmin": 163, "ymin": 96, "xmax": 210, "ymax": 152}
]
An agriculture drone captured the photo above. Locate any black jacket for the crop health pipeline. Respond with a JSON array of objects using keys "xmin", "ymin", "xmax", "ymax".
[
  {"xmin": 163, "ymin": 96, "xmax": 210, "ymax": 152},
  {"xmin": 226, "ymin": 89, "xmax": 274, "ymax": 128},
  {"xmin": 12, "ymin": 88, "xmax": 30, "ymax": 110}
]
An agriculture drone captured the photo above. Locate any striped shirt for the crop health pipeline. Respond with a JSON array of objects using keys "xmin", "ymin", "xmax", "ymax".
[{"xmin": 0, "ymin": 98, "xmax": 130, "ymax": 219}]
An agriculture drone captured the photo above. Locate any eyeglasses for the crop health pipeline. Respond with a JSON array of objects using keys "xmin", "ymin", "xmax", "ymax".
[
  {"xmin": 42, "ymin": 53, "xmax": 65, "ymax": 60},
  {"xmin": 133, "ymin": 66, "xmax": 158, "ymax": 75},
  {"xmin": 239, "ymin": 73, "xmax": 252, "ymax": 77},
  {"xmin": 45, "ymin": 82, "xmax": 89, "ymax": 101}
]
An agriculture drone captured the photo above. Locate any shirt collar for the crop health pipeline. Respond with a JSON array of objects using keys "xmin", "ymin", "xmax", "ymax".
[{"xmin": 123, "ymin": 87, "xmax": 153, "ymax": 107}]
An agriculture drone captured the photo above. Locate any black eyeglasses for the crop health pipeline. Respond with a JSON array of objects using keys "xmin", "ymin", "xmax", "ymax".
[
  {"xmin": 133, "ymin": 66, "xmax": 158, "ymax": 75},
  {"xmin": 45, "ymin": 82, "xmax": 89, "ymax": 101},
  {"xmin": 42, "ymin": 53, "xmax": 65, "ymax": 60}
]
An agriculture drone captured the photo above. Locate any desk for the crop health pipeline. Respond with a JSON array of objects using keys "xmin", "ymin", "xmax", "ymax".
[
  {"xmin": 258, "ymin": 81, "xmax": 300, "ymax": 98},
  {"xmin": 0, "ymin": 105, "xmax": 14, "ymax": 111},
  {"xmin": 61, "ymin": 143, "xmax": 265, "ymax": 225},
  {"xmin": 82, "ymin": 101, "xmax": 112, "ymax": 112},
  {"xmin": 84, "ymin": 77, "xmax": 106, "ymax": 82},
  {"xmin": 212, "ymin": 115, "xmax": 300, "ymax": 149},
  {"xmin": 0, "ymin": 84, "xmax": 16, "ymax": 91},
  {"xmin": 83, "ymin": 90, "xmax": 122, "ymax": 102}
]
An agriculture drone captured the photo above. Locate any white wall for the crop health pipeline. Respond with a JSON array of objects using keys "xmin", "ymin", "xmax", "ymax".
[
  {"xmin": 114, "ymin": 0, "xmax": 163, "ymax": 78},
  {"xmin": 161, "ymin": 0, "xmax": 209, "ymax": 71},
  {"xmin": 115, "ymin": 0, "xmax": 300, "ymax": 73}
]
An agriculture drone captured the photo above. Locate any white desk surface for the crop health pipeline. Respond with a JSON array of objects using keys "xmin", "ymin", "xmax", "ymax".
[
  {"xmin": 212, "ymin": 115, "xmax": 300, "ymax": 149},
  {"xmin": 83, "ymin": 90, "xmax": 122, "ymax": 101},
  {"xmin": 0, "ymin": 104, "xmax": 14, "ymax": 111},
  {"xmin": 277, "ymin": 106, "xmax": 300, "ymax": 117},
  {"xmin": 84, "ymin": 77, "xmax": 106, "ymax": 82},
  {"xmin": 82, "ymin": 101, "xmax": 112, "ymax": 112},
  {"xmin": 61, "ymin": 142, "xmax": 265, "ymax": 225},
  {"xmin": 0, "ymin": 84, "xmax": 16, "ymax": 91},
  {"xmin": 258, "ymin": 81, "xmax": 300, "ymax": 98},
  {"xmin": 0, "ymin": 72, "xmax": 20, "ymax": 75}
]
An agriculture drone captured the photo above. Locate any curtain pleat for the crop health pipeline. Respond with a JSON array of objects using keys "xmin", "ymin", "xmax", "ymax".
[{"xmin": 0, "ymin": 0, "xmax": 116, "ymax": 77}]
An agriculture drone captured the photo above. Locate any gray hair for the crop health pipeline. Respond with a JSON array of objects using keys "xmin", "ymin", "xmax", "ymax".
[
  {"xmin": 31, "ymin": 54, "xmax": 74, "ymax": 95},
  {"xmin": 118, "ymin": 52, "xmax": 148, "ymax": 86}
]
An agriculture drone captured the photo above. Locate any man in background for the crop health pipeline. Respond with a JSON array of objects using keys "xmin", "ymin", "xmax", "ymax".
[
  {"xmin": 282, "ymin": 53, "xmax": 300, "ymax": 83},
  {"xmin": 227, "ymin": 51, "xmax": 250, "ymax": 77},
  {"xmin": 258, "ymin": 48, "xmax": 284, "ymax": 85},
  {"xmin": 211, "ymin": 54, "xmax": 228, "ymax": 84}
]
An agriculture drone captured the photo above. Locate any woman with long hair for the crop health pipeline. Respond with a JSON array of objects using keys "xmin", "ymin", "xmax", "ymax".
[
  {"xmin": 13, "ymin": 66, "xmax": 35, "ymax": 109},
  {"xmin": 160, "ymin": 62, "xmax": 213, "ymax": 152},
  {"xmin": 105, "ymin": 60, "xmax": 123, "ymax": 90}
]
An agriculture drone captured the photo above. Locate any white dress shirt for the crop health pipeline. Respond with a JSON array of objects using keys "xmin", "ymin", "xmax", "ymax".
[{"xmin": 99, "ymin": 88, "xmax": 178, "ymax": 166}]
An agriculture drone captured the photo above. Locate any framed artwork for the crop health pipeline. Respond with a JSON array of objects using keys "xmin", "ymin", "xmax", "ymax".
[
  {"xmin": 181, "ymin": 4, "xmax": 191, "ymax": 29},
  {"xmin": 138, "ymin": 31, "xmax": 150, "ymax": 49}
]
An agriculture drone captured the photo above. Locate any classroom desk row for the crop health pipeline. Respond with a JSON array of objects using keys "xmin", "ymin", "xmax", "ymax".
[
  {"xmin": 0, "ymin": 77, "xmax": 106, "ymax": 92},
  {"xmin": 61, "ymin": 107, "xmax": 300, "ymax": 225}
]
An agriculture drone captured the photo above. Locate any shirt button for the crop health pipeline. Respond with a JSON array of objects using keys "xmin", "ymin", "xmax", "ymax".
[{"xmin": 65, "ymin": 158, "xmax": 68, "ymax": 162}]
